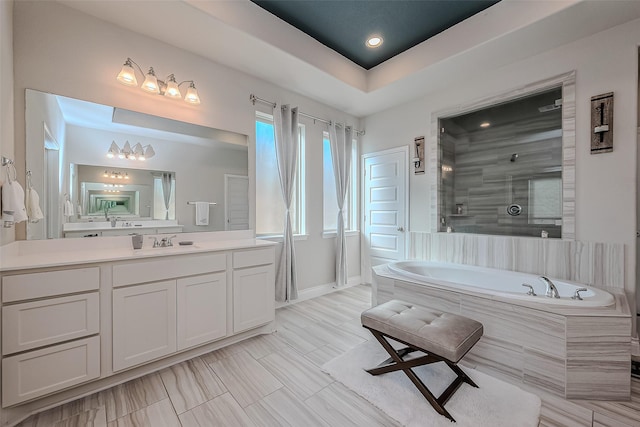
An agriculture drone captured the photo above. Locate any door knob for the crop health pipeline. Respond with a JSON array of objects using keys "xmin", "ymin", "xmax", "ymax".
[{"xmin": 397, "ymin": 227, "xmax": 404, "ymax": 232}]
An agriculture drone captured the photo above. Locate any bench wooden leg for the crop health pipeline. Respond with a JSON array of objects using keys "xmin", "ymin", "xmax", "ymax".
[{"xmin": 364, "ymin": 327, "xmax": 477, "ymax": 423}]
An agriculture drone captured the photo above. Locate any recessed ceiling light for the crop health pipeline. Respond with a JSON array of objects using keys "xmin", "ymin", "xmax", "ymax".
[
  {"xmin": 366, "ymin": 36, "xmax": 383, "ymax": 48},
  {"xmin": 480, "ymin": 122, "xmax": 491, "ymax": 128}
]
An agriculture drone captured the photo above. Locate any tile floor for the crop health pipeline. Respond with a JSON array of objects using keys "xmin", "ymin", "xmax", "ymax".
[{"xmin": 14, "ymin": 285, "xmax": 640, "ymax": 426}]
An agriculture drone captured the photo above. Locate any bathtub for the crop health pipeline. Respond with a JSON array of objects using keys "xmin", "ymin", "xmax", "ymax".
[
  {"xmin": 372, "ymin": 260, "xmax": 631, "ymax": 400},
  {"xmin": 386, "ymin": 260, "xmax": 614, "ymax": 307}
]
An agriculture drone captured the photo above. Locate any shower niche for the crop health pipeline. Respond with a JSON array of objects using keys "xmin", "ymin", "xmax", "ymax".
[{"xmin": 437, "ymin": 87, "xmax": 565, "ymax": 238}]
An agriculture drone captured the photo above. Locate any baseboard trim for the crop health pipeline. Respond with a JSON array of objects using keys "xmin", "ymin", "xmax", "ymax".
[{"xmin": 276, "ymin": 276, "xmax": 363, "ymax": 309}]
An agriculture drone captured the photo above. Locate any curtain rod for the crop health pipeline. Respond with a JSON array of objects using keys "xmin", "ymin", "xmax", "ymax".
[{"xmin": 249, "ymin": 94, "xmax": 365, "ymax": 136}]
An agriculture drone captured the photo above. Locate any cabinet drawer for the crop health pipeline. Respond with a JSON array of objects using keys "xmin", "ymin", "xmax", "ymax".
[
  {"xmin": 2, "ymin": 267, "xmax": 99, "ymax": 303},
  {"xmin": 2, "ymin": 293, "xmax": 99, "ymax": 355},
  {"xmin": 2, "ymin": 336, "xmax": 100, "ymax": 407},
  {"xmin": 113, "ymin": 253, "xmax": 226, "ymax": 287},
  {"xmin": 233, "ymin": 248, "xmax": 275, "ymax": 269}
]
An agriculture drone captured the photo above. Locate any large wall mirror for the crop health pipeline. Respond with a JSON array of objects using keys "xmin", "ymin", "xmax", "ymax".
[
  {"xmin": 26, "ymin": 89, "xmax": 250, "ymax": 240},
  {"xmin": 428, "ymin": 71, "xmax": 576, "ymax": 239}
]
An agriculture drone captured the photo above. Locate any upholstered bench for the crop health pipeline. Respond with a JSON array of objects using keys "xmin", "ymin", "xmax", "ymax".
[{"xmin": 361, "ymin": 299, "xmax": 483, "ymax": 422}]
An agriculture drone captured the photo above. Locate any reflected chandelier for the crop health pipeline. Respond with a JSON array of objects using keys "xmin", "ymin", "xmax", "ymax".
[
  {"xmin": 116, "ymin": 57, "xmax": 201, "ymax": 105},
  {"xmin": 107, "ymin": 141, "xmax": 155, "ymax": 161}
]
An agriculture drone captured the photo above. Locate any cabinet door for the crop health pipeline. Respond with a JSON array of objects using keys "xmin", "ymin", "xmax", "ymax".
[
  {"xmin": 233, "ymin": 265, "xmax": 275, "ymax": 333},
  {"xmin": 112, "ymin": 281, "xmax": 177, "ymax": 371},
  {"xmin": 177, "ymin": 273, "xmax": 227, "ymax": 351}
]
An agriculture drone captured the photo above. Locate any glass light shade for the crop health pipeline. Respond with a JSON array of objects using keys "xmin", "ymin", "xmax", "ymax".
[
  {"xmin": 164, "ymin": 76, "xmax": 182, "ymax": 99},
  {"xmin": 184, "ymin": 82, "xmax": 200, "ymax": 104},
  {"xmin": 117, "ymin": 60, "xmax": 138, "ymax": 86},
  {"xmin": 122, "ymin": 141, "xmax": 132, "ymax": 159},
  {"xmin": 141, "ymin": 68, "xmax": 160, "ymax": 94},
  {"xmin": 107, "ymin": 141, "xmax": 120, "ymax": 158},
  {"xmin": 143, "ymin": 144, "xmax": 155, "ymax": 159},
  {"xmin": 133, "ymin": 143, "xmax": 145, "ymax": 161}
]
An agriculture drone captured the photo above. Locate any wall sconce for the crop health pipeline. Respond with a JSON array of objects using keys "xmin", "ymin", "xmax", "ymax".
[
  {"xmin": 107, "ymin": 141, "xmax": 155, "ymax": 161},
  {"xmin": 413, "ymin": 136, "xmax": 425, "ymax": 175},
  {"xmin": 116, "ymin": 57, "xmax": 201, "ymax": 105}
]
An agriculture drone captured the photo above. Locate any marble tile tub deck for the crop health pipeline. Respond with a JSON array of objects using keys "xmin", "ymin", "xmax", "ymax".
[{"xmin": 15, "ymin": 285, "xmax": 640, "ymax": 427}]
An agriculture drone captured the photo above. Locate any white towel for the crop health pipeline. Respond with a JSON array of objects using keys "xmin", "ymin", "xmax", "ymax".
[
  {"xmin": 76, "ymin": 201, "xmax": 83, "ymax": 216},
  {"xmin": 63, "ymin": 200, "xmax": 74, "ymax": 217},
  {"xmin": 195, "ymin": 202, "xmax": 209, "ymax": 226},
  {"xmin": 1, "ymin": 181, "xmax": 15, "ymax": 223},
  {"xmin": 4, "ymin": 181, "xmax": 28, "ymax": 223},
  {"xmin": 26, "ymin": 186, "xmax": 44, "ymax": 223}
]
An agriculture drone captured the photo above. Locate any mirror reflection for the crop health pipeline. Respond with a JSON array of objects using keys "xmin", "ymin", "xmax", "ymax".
[
  {"xmin": 72, "ymin": 164, "xmax": 176, "ymax": 219},
  {"xmin": 26, "ymin": 89, "xmax": 249, "ymax": 239},
  {"xmin": 438, "ymin": 87, "xmax": 563, "ymax": 238}
]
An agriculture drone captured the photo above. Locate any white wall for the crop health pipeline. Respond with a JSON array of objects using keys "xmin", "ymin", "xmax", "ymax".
[
  {"xmin": 362, "ymin": 18, "xmax": 639, "ymax": 315},
  {"xmin": 12, "ymin": 1, "xmax": 361, "ymax": 290},
  {"xmin": 0, "ymin": 0, "xmax": 14, "ymax": 245}
]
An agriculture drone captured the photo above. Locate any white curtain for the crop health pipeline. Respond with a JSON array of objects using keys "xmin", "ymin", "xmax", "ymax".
[
  {"xmin": 161, "ymin": 172, "xmax": 173, "ymax": 220},
  {"xmin": 274, "ymin": 105, "xmax": 299, "ymax": 302},
  {"xmin": 329, "ymin": 122, "xmax": 353, "ymax": 287}
]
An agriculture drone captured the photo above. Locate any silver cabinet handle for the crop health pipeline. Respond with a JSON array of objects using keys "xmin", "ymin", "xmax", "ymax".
[{"xmin": 397, "ymin": 227, "xmax": 404, "ymax": 232}]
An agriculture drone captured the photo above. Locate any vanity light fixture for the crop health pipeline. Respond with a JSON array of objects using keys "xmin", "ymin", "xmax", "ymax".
[
  {"xmin": 106, "ymin": 141, "xmax": 156, "ymax": 161},
  {"xmin": 103, "ymin": 171, "xmax": 130, "ymax": 181},
  {"xmin": 116, "ymin": 57, "xmax": 201, "ymax": 105},
  {"xmin": 480, "ymin": 122, "xmax": 491, "ymax": 128}
]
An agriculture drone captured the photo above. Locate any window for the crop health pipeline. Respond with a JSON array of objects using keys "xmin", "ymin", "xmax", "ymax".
[
  {"xmin": 255, "ymin": 112, "xmax": 305, "ymax": 235},
  {"xmin": 323, "ymin": 132, "xmax": 358, "ymax": 232}
]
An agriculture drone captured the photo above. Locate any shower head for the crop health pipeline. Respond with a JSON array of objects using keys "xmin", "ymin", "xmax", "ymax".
[
  {"xmin": 538, "ymin": 99, "xmax": 562, "ymax": 113},
  {"xmin": 510, "ymin": 153, "xmax": 519, "ymax": 162}
]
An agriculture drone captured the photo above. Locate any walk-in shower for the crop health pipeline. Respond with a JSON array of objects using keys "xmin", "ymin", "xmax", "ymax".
[{"xmin": 438, "ymin": 87, "xmax": 563, "ymax": 237}]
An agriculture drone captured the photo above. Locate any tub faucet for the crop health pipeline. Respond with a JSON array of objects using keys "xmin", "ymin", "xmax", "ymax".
[{"xmin": 539, "ymin": 276, "xmax": 560, "ymax": 298}]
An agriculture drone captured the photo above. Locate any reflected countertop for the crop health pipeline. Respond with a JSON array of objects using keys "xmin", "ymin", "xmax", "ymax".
[{"xmin": 63, "ymin": 220, "xmax": 183, "ymax": 232}]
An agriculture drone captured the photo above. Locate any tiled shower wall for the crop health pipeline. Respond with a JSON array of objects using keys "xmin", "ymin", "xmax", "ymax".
[
  {"xmin": 441, "ymin": 114, "xmax": 563, "ymax": 238},
  {"xmin": 409, "ymin": 232, "xmax": 625, "ymax": 291}
]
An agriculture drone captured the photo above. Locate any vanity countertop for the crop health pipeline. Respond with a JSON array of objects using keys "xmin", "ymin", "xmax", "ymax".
[{"xmin": 0, "ymin": 231, "xmax": 277, "ymax": 272}]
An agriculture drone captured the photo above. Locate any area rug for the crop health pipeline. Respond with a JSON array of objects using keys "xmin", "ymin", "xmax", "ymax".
[{"xmin": 323, "ymin": 339, "xmax": 541, "ymax": 427}]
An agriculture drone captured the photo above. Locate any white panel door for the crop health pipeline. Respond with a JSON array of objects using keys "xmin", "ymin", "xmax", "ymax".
[
  {"xmin": 225, "ymin": 174, "xmax": 250, "ymax": 230},
  {"xmin": 363, "ymin": 148, "xmax": 407, "ymax": 262},
  {"xmin": 112, "ymin": 280, "xmax": 177, "ymax": 371},
  {"xmin": 177, "ymin": 273, "xmax": 227, "ymax": 351}
]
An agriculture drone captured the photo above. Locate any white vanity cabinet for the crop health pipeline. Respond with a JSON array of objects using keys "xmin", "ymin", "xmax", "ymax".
[
  {"xmin": 0, "ymin": 236, "xmax": 276, "ymax": 422},
  {"xmin": 111, "ymin": 253, "xmax": 229, "ymax": 371},
  {"xmin": 1, "ymin": 267, "xmax": 101, "ymax": 407},
  {"xmin": 232, "ymin": 248, "xmax": 275, "ymax": 333}
]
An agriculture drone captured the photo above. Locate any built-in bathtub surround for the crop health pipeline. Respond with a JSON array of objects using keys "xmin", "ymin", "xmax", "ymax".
[
  {"xmin": 409, "ymin": 232, "xmax": 624, "ymax": 292},
  {"xmin": 428, "ymin": 71, "xmax": 576, "ymax": 239},
  {"xmin": 372, "ymin": 262, "xmax": 631, "ymax": 401}
]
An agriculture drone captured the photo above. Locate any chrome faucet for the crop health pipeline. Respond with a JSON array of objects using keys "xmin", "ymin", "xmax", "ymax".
[{"xmin": 539, "ymin": 276, "xmax": 560, "ymax": 298}]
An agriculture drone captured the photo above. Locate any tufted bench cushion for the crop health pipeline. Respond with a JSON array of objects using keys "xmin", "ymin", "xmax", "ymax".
[{"xmin": 361, "ymin": 300, "xmax": 483, "ymax": 363}]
